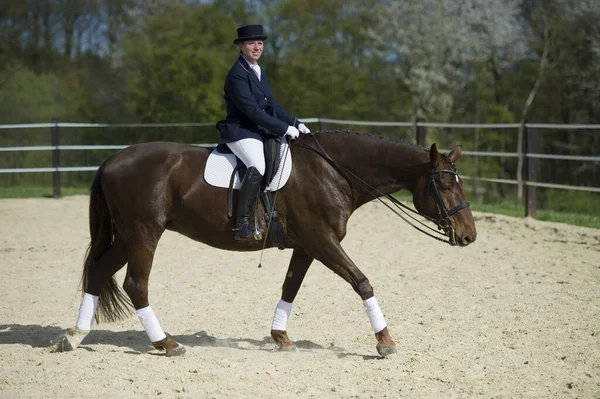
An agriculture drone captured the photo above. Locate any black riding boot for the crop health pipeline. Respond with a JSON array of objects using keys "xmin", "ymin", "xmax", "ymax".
[{"xmin": 234, "ymin": 166, "xmax": 264, "ymax": 241}]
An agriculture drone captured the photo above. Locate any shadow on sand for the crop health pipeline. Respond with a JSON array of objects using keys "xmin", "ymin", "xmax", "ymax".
[{"xmin": 0, "ymin": 324, "xmax": 380, "ymax": 360}]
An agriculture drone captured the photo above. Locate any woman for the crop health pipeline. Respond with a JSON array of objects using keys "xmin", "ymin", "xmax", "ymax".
[{"xmin": 218, "ymin": 24, "xmax": 311, "ymax": 241}]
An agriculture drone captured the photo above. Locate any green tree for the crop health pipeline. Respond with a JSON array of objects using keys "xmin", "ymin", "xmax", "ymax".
[
  {"xmin": 0, "ymin": 65, "xmax": 87, "ymax": 123},
  {"xmin": 121, "ymin": 2, "xmax": 236, "ymax": 123}
]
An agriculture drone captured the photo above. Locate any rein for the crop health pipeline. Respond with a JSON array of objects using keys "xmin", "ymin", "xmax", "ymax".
[
  {"xmin": 297, "ymin": 134, "xmax": 470, "ymax": 245},
  {"xmin": 257, "ymin": 136, "xmax": 292, "ymax": 267}
]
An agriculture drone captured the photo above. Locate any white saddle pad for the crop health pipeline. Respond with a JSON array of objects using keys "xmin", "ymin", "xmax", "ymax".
[{"xmin": 203, "ymin": 142, "xmax": 292, "ymax": 191}]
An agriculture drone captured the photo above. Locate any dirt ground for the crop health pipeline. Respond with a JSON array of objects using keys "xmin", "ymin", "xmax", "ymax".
[{"xmin": 0, "ymin": 195, "xmax": 599, "ymax": 398}]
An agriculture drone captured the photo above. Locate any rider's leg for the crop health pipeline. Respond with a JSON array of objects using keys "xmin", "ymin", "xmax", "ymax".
[{"xmin": 226, "ymin": 139, "xmax": 266, "ymax": 241}]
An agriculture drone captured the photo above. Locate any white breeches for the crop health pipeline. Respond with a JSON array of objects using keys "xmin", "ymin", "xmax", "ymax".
[{"xmin": 226, "ymin": 138, "xmax": 266, "ymax": 175}]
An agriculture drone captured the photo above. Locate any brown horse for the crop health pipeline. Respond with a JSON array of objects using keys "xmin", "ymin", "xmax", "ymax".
[{"xmin": 52, "ymin": 131, "xmax": 476, "ymax": 357}]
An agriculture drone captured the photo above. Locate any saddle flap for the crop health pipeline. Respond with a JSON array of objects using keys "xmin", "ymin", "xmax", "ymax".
[
  {"xmin": 263, "ymin": 136, "xmax": 283, "ymax": 187},
  {"xmin": 204, "ymin": 141, "xmax": 292, "ymax": 191}
]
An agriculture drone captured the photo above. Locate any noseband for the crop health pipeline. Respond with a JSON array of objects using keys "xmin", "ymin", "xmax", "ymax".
[{"xmin": 427, "ymin": 168, "xmax": 471, "ymax": 245}]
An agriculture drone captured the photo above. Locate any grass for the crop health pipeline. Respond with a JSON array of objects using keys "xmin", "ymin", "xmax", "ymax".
[
  {"xmin": 1, "ymin": 186, "xmax": 598, "ymax": 230},
  {"xmin": 0, "ymin": 186, "xmax": 89, "ymax": 198},
  {"xmin": 392, "ymin": 193, "xmax": 600, "ymax": 229},
  {"xmin": 472, "ymin": 201, "xmax": 600, "ymax": 229}
]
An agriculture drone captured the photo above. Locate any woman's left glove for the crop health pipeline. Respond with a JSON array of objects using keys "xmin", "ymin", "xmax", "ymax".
[{"xmin": 298, "ymin": 123, "xmax": 311, "ymax": 134}]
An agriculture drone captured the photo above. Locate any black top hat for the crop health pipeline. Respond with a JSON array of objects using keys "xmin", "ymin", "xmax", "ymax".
[{"xmin": 234, "ymin": 25, "xmax": 268, "ymax": 44}]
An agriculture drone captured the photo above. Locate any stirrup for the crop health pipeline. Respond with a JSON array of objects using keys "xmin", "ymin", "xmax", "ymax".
[{"xmin": 235, "ymin": 226, "xmax": 264, "ymax": 241}]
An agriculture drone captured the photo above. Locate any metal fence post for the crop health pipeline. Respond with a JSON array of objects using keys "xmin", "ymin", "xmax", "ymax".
[
  {"xmin": 416, "ymin": 118, "xmax": 426, "ymax": 147},
  {"xmin": 51, "ymin": 118, "xmax": 61, "ymax": 198},
  {"xmin": 525, "ymin": 123, "xmax": 537, "ymax": 218}
]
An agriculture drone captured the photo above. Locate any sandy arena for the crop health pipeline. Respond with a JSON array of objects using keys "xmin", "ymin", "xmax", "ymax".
[{"xmin": 0, "ymin": 195, "xmax": 599, "ymax": 398}]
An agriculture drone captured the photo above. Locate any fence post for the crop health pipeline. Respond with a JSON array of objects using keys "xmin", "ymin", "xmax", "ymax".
[
  {"xmin": 416, "ymin": 118, "xmax": 426, "ymax": 147},
  {"xmin": 525, "ymin": 123, "xmax": 537, "ymax": 218},
  {"xmin": 51, "ymin": 118, "xmax": 61, "ymax": 198},
  {"xmin": 318, "ymin": 116, "xmax": 325, "ymax": 132}
]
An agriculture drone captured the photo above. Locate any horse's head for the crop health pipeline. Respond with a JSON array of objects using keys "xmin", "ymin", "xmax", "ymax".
[{"xmin": 412, "ymin": 143, "xmax": 477, "ymax": 247}]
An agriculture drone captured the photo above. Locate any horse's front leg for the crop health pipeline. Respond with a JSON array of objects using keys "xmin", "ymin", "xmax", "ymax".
[
  {"xmin": 313, "ymin": 239, "xmax": 397, "ymax": 357},
  {"xmin": 270, "ymin": 248, "xmax": 314, "ymax": 351}
]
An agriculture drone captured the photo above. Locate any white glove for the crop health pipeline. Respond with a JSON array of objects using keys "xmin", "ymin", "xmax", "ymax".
[
  {"xmin": 285, "ymin": 125, "xmax": 299, "ymax": 139},
  {"xmin": 298, "ymin": 123, "xmax": 311, "ymax": 134}
]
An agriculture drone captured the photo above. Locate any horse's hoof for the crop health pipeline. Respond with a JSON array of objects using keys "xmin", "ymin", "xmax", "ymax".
[
  {"xmin": 153, "ymin": 336, "xmax": 186, "ymax": 357},
  {"xmin": 271, "ymin": 330, "xmax": 297, "ymax": 352},
  {"xmin": 50, "ymin": 328, "xmax": 89, "ymax": 353},
  {"xmin": 50, "ymin": 335, "xmax": 74, "ymax": 353},
  {"xmin": 278, "ymin": 344, "xmax": 298, "ymax": 352},
  {"xmin": 376, "ymin": 344, "xmax": 397, "ymax": 358},
  {"xmin": 166, "ymin": 345, "xmax": 187, "ymax": 357}
]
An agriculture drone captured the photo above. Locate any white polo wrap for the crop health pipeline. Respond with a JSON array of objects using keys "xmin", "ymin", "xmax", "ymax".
[
  {"xmin": 136, "ymin": 306, "xmax": 167, "ymax": 342},
  {"xmin": 271, "ymin": 299, "xmax": 292, "ymax": 331},
  {"xmin": 75, "ymin": 293, "xmax": 99, "ymax": 331},
  {"xmin": 363, "ymin": 296, "xmax": 387, "ymax": 333}
]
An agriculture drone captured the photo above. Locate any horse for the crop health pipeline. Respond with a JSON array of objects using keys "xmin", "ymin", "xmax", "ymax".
[{"xmin": 51, "ymin": 130, "xmax": 477, "ymax": 357}]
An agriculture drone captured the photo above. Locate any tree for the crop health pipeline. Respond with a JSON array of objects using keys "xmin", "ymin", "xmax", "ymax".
[
  {"xmin": 369, "ymin": 0, "xmax": 526, "ymax": 121},
  {"xmin": 121, "ymin": 2, "xmax": 236, "ymax": 122}
]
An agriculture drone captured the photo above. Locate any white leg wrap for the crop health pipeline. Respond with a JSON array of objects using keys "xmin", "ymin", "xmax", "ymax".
[
  {"xmin": 363, "ymin": 296, "xmax": 387, "ymax": 333},
  {"xmin": 136, "ymin": 306, "xmax": 167, "ymax": 342},
  {"xmin": 271, "ymin": 299, "xmax": 292, "ymax": 331},
  {"xmin": 75, "ymin": 293, "xmax": 99, "ymax": 331}
]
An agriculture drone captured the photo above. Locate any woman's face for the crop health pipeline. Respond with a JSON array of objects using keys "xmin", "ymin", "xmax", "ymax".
[{"xmin": 238, "ymin": 40, "xmax": 263, "ymax": 63}]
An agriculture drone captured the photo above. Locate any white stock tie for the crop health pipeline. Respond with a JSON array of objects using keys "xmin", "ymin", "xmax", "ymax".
[{"xmin": 251, "ymin": 64, "xmax": 261, "ymax": 81}]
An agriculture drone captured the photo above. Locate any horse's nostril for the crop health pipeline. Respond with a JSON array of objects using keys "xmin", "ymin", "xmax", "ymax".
[{"xmin": 458, "ymin": 235, "xmax": 474, "ymax": 246}]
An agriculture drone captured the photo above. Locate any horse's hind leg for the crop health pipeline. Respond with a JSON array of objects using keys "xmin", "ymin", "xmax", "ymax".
[
  {"xmin": 52, "ymin": 238, "xmax": 128, "ymax": 352},
  {"xmin": 123, "ymin": 232, "xmax": 185, "ymax": 357},
  {"xmin": 271, "ymin": 248, "xmax": 314, "ymax": 351}
]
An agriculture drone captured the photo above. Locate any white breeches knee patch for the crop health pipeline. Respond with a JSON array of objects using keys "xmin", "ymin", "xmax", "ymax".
[{"xmin": 226, "ymin": 138, "xmax": 266, "ymax": 175}]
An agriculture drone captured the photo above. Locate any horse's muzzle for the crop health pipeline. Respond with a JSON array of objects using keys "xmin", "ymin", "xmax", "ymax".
[
  {"xmin": 456, "ymin": 234, "xmax": 476, "ymax": 247},
  {"xmin": 445, "ymin": 226, "xmax": 476, "ymax": 247}
]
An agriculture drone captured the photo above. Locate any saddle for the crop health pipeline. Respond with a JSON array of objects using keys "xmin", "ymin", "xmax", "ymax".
[{"xmin": 204, "ymin": 136, "xmax": 290, "ymax": 249}]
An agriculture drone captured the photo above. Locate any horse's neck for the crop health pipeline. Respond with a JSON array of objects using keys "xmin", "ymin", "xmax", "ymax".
[{"xmin": 318, "ymin": 132, "xmax": 428, "ymax": 203}]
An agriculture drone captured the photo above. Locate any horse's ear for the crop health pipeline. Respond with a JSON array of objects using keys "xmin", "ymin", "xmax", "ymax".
[
  {"xmin": 429, "ymin": 143, "xmax": 441, "ymax": 168},
  {"xmin": 448, "ymin": 145, "xmax": 463, "ymax": 164}
]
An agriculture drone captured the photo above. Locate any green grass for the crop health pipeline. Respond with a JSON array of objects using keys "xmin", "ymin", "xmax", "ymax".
[
  {"xmin": 471, "ymin": 201, "xmax": 524, "ymax": 218},
  {"xmin": 392, "ymin": 194, "xmax": 600, "ymax": 229},
  {"xmin": 0, "ymin": 186, "xmax": 89, "ymax": 198},
  {"xmin": 1, "ymin": 186, "xmax": 598, "ymax": 229},
  {"xmin": 472, "ymin": 201, "xmax": 600, "ymax": 229}
]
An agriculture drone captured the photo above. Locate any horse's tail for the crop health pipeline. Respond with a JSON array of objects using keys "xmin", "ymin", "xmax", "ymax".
[{"xmin": 82, "ymin": 158, "xmax": 132, "ymax": 323}]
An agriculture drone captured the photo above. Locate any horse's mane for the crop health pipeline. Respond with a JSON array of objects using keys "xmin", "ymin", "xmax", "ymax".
[{"xmin": 309, "ymin": 130, "xmax": 429, "ymax": 152}]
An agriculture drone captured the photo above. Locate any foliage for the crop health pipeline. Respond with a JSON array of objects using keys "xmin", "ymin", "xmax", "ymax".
[
  {"xmin": 121, "ymin": 2, "xmax": 236, "ymax": 123},
  {"xmin": 0, "ymin": 65, "xmax": 86, "ymax": 123}
]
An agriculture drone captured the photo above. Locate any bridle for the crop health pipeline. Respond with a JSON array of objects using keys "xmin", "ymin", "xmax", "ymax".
[
  {"xmin": 422, "ymin": 168, "xmax": 471, "ymax": 245},
  {"xmin": 296, "ymin": 134, "xmax": 471, "ymax": 246}
]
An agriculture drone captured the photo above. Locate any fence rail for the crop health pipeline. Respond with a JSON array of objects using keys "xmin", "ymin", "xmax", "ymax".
[{"xmin": 1, "ymin": 118, "xmax": 599, "ymax": 217}]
